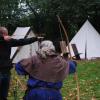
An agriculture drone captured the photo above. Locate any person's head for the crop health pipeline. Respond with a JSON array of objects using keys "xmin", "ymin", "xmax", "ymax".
[
  {"xmin": 37, "ymin": 40, "xmax": 56, "ymax": 58},
  {"xmin": 40, "ymin": 40, "xmax": 55, "ymax": 51},
  {"xmin": 0, "ymin": 27, "xmax": 8, "ymax": 37}
]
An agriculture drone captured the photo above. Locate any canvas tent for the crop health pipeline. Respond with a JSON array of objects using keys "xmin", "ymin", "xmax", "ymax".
[
  {"xmin": 10, "ymin": 27, "xmax": 39, "ymax": 63},
  {"xmin": 69, "ymin": 20, "xmax": 100, "ymax": 59}
]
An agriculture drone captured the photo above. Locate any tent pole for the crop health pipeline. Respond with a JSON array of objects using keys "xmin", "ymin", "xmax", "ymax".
[{"xmin": 85, "ymin": 40, "xmax": 87, "ymax": 59}]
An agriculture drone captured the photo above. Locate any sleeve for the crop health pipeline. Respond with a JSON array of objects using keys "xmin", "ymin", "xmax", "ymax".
[
  {"xmin": 15, "ymin": 62, "xmax": 28, "ymax": 75},
  {"xmin": 15, "ymin": 57, "xmax": 35, "ymax": 75},
  {"xmin": 0, "ymin": 37, "xmax": 6, "ymax": 44},
  {"xmin": 68, "ymin": 60, "xmax": 77, "ymax": 74},
  {"xmin": 8, "ymin": 37, "xmax": 37, "ymax": 47}
]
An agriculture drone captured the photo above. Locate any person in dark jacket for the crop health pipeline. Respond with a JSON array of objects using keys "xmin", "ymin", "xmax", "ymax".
[
  {"xmin": 15, "ymin": 40, "xmax": 77, "ymax": 100},
  {"xmin": 0, "ymin": 27, "xmax": 42, "ymax": 100}
]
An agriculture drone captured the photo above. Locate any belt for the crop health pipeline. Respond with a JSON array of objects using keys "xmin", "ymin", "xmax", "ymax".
[
  {"xmin": 27, "ymin": 86, "xmax": 59, "ymax": 91},
  {"xmin": 34, "ymin": 87, "xmax": 59, "ymax": 91}
]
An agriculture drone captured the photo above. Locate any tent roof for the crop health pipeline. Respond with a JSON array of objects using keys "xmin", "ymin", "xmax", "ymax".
[
  {"xmin": 69, "ymin": 20, "xmax": 100, "ymax": 59},
  {"xmin": 10, "ymin": 27, "xmax": 38, "ymax": 63},
  {"xmin": 11, "ymin": 27, "xmax": 31, "ymax": 39}
]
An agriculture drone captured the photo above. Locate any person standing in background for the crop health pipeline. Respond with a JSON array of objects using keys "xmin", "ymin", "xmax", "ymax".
[{"xmin": 0, "ymin": 27, "xmax": 43, "ymax": 100}]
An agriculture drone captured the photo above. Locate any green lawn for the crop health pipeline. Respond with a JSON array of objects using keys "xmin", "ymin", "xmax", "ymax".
[{"xmin": 8, "ymin": 60, "xmax": 100, "ymax": 100}]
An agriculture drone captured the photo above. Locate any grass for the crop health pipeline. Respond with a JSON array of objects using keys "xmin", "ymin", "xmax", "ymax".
[
  {"xmin": 62, "ymin": 60, "xmax": 100, "ymax": 100},
  {"xmin": 8, "ymin": 60, "xmax": 100, "ymax": 100}
]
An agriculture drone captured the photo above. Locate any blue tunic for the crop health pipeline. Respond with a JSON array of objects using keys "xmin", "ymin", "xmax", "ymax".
[{"xmin": 15, "ymin": 60, "xmax": 76, "ymax": 100}]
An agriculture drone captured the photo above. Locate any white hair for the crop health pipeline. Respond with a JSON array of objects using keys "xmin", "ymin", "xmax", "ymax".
[
  {"xmin": 40, "ymin": 40, "xmax": 55, "ymax": 51},
  {"xmin": 37, "ymin": 40, "xmax": 56, "ymax": 59}
]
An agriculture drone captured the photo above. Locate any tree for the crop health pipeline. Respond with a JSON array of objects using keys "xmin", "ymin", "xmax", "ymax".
[
  {"xmin": 23, "ymin": 0, "xmax": 100, "ymax": 40},
  {"xmin": 0, "ymin": 0, "xmax": 100, "ymax": 38}
]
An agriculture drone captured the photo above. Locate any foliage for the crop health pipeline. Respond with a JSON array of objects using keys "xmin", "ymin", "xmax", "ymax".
[
  {"xmin": 0, "ymin": 0, "xmax": 20, "ymax": 33},
  {"xmin": 18, "ymin": 0, "xmax": 99, "ymax": 41},
  {"xmin": 0, "ymin": 0, "xmax": 100, "ymax": 39}
]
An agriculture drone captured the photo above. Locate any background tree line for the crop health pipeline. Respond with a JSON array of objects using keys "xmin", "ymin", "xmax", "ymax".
[{"xmin": 0, "ymin": 0, "xmax": 100, "ymax": 41}]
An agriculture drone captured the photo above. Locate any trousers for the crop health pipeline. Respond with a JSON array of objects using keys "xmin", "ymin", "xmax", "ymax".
[{"xmin": 0, "ymin": 71, "xmax": 10, "ymax": 100}]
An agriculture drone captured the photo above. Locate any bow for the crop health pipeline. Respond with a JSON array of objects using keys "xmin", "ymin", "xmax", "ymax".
[{"xmin": 57, "ymin": 15, "xmax": 80, "ymax": 100}]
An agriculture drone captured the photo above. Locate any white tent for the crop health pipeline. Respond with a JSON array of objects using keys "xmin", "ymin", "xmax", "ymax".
[
  {"xmin": 69, "ymin": 20, "xmax": 100, "ymax": 59},
  {"xmin": 10, "ymin": 27, "xmax": 39, "ymax": 63}
]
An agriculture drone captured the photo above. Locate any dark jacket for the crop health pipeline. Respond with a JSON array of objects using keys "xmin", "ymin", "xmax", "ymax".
[{"xmin": 0, "ymin": 37, "xmax": 37, "ymax": 71}]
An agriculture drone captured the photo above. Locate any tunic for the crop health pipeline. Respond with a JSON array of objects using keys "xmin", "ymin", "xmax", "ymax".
[{"xmin": 15, "ymin": 60, "xmax": 76, "ymax": 100}]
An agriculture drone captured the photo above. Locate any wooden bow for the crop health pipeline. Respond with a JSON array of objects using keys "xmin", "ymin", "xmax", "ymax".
[{"xmin": 57, "ymin": 15, "xmax": 80, "ymax": 100}]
